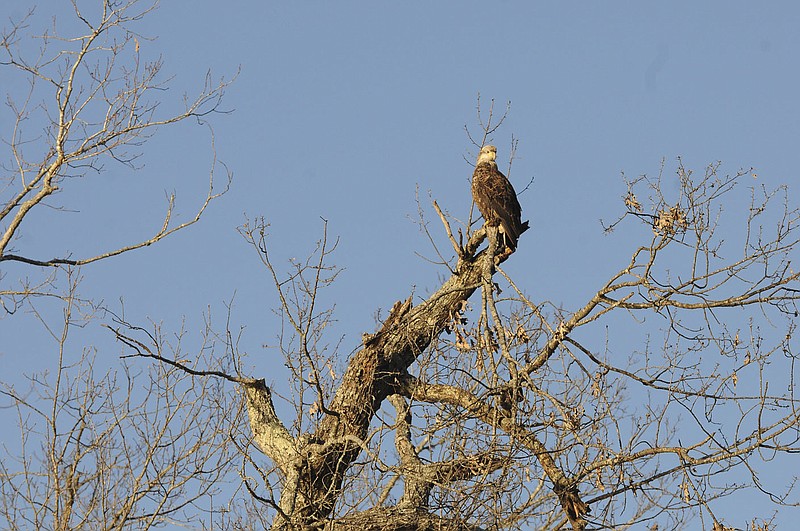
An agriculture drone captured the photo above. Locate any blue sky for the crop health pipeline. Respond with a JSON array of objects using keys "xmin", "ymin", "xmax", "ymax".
[{"xmin": 2, "ymin": 1, "xmax": 800, "ymax": 528}]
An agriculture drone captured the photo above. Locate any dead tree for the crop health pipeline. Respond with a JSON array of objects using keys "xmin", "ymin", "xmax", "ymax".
[
  {"xmin": 1, "ymin": 2, "xmax": 235, "ymax": 529},
  {"xmin": 6, "ymin": 4, "xmax": 798, "ymax": 530},
  {"xmin": 110, "ymin": 114, "xmax": 800, "ymax": 530}
]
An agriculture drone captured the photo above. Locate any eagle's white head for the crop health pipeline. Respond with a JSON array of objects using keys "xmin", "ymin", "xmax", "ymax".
[{"xmin": 477, "ymin": 145, "xmax": 498, "ymax": 164}]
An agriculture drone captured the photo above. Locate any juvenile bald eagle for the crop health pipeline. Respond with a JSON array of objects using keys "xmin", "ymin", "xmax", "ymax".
[{"xmin": 472, "ymin": 145, "xmax": 529, "ymax": 251}]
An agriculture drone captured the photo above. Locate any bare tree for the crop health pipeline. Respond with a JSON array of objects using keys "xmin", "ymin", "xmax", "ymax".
[
  {"xmin": 113, "ymin": 103, "xmax": 800, "ymax": 530},
  {"xmin": 0, "ymin": 275, "xmax": 237, "ymax": 529},
  {"xmin": 1, "ymin": 2, "xmax": 235, "ymax": 529},
  {"xmin": 4, "ymin": 3, "xmax": 799, "ymax": 531},
  {"xmin": 0, "ymin": 0, "xmax": 230, "ymax": 293}
]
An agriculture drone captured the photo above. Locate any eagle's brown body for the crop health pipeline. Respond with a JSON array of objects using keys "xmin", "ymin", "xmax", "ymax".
[{"xmin": 472, "ymin": 145, "xmax": 529, "ymax": 251}]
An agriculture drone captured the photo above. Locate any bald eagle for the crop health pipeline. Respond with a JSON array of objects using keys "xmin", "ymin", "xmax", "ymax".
[{"xmin": 472, "ymin": 145, "xmax": 529, "ymax": 252}]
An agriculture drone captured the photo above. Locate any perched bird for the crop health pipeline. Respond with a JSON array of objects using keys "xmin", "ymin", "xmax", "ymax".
[{"xmin": 471, "ymin": 145, "xmax": 529, "ymax": 252}]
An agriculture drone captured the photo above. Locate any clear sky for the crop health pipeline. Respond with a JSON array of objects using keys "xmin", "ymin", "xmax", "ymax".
[{"xmin": 2, "ymin": 1, "xmax": 800, "ymax": 528}]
